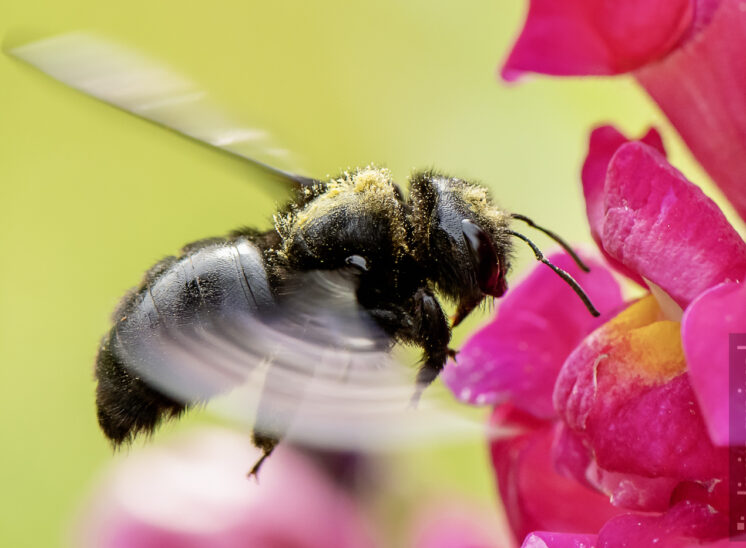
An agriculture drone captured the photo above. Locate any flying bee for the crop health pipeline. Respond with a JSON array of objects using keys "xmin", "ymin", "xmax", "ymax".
[{"xmin": 9, "ymin": 33, "xmax": 599, "ymax": 475}]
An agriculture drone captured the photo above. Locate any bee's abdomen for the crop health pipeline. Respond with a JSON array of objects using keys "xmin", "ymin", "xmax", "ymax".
[
  {"xmin": 95, "ymin": 336, "xmax": 184, "ymax": 445},
  {"xmin": 95, "ymin": 237, "xmax": 274, "ymax": 445}
]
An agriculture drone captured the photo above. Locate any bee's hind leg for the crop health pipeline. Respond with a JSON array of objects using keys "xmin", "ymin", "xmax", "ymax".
[
  {"xmin": 248, "ymin": 357, "xmax": 308, "ymax": 479},
  {"xmin": 410, "ymin": 349, "xmax": 449, "ymax": 408},
  {"xmin": 248, "ymin": 431, "xmax": 278, "ymax": 479}
]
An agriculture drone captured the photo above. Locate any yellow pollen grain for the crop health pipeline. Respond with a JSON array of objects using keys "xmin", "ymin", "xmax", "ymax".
[
  {"xmin": 352, "ymin": 168, "xmax": 386, "ymax": 191},
  {"xmin": 277, "ymin": 166, "xmax": 409, "ymax": 256},
  {"xmin": 460, "ymin": 184, "xmax": 508, "ymax": 227}
]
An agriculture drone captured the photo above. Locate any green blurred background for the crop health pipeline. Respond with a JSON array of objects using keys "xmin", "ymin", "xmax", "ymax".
[{"xmin": 0, "ymin": 1, "xmax": 726, "ymax": 546}]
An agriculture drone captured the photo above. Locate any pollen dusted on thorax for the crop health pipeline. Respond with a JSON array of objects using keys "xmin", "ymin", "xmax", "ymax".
[{"xmin": 276, "ymin": 165, "xmax": 410, "ymax": 256}]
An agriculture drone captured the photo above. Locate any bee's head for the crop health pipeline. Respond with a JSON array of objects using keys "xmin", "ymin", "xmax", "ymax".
[{"xmin": 408, "ymin": 171, "xmax": 512, "ymax": 326}]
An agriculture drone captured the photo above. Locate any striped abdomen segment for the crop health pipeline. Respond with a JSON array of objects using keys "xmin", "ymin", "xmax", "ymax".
[{"xmin": 94, "ymin": 237, "xmax": 274, "ymax": 445}]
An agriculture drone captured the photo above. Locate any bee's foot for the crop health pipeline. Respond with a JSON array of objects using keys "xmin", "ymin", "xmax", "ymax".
[
  {"xmin": 408, "ymin": 385, "xmax": 425, "ymax": 409},
  {"xmin": 247, "ymin": 451, "xmax": 271, "ymax": 481}
]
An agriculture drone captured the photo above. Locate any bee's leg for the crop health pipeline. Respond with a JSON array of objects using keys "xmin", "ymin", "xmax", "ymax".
[
  {"xmin": 248, "ymin": 355, "xmax": 311, "ymax": 478},
  {"xmin": 249, "ymin": 403, "xmax": 285, "ymax": 480},
  {"xmin": 410, "ymin": 289, "xmax": 451, "ymax": 406},
  {"xmin": 365, "ymin": 291, "xmax": 450, "ymax": 405},
  {"xmin": 411, "ymin": 349, "xmax": 448, "ymax": 407},
  {"xmin": 249, "ymin": 431, "xmax": 278, "ymax": 479}
]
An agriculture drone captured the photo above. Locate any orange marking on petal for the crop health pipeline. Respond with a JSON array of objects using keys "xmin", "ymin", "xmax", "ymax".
[
  {"xmin": 597, "ymin": 295, "xmax": 685, "ymax": 383},
  {"xmin": 621, "ymin": 321, "xmax": 685, "ymax": 380},
  {"xmin": 605, "ymin": 295, "xmax": 663, "ymax": 333}
]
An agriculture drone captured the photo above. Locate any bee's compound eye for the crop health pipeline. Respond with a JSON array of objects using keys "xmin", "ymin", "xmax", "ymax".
[
  {"xmin": 345, "ymin": 255, "xmax": 370, "ymax": 272},
  {"xmin": 461, "ymin": 219, "xmax": 505, "ymax": 297}
]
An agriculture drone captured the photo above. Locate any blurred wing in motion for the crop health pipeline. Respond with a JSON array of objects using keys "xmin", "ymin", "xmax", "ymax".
[
  {"xmin": 117, "ymin": 269, "xmax": 491, "ymax": 450},
  {"xmin": 7, "ymin": 32, "xmax": 317, "ymax": 187},
  {"xmin": 8, "ymin": 32, "xmax": 508, "ymax": 449}
]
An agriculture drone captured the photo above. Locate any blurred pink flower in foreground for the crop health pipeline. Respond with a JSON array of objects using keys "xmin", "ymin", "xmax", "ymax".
[
  {"xmin": 76, "ymin": 428, "xmax": 377, "ymax": 548},
  {"xmin": 75, "ymin": 428, "xmax": 506, "ymax": 548},
  {"xmin": 410, "ymin": 501, "xmax": 510, "ymax": 548}
]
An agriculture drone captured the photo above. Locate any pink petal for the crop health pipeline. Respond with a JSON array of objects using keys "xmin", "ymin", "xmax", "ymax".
[
  {"xmin": 670, "ymin": 479, "xmax": 728, "ymax": 516},
  {"xmin": 551, "ymin": 423, "xmax": 595, "ymax": 490},
  {"xmin": 682, "ymin": 281, "xmax": 746, "ymax": 446},
  {"xmin": 490, "ymin": 406, "xmax": 621, "ymax": 543},
  {"xmin": 596, "ymin": 500, "xmax": 728, "ymax": 546},
  {"xmin": 501, "ymin": 0, "xmax": 693, "ymax": 80},
  {"xmin": 521, "ymin": 532, "xmax": 597, "ymax": 548},
  {"xmin": 584, "ymin": 460, "xmax": 678, "ymax": 512},
  {"xmin": 554, "ymin": 424, "xmax": 680, "ymax": 512},
  {"xmin": 443, "ymin": 253, "xmax": 622, "ymax": 418},
  {"xmin": 602, "ymin": 141, "xmax": 746, "ymax": 308},
  {"xmin": 697, "ymin": 541, "xmax": 746, "ymax": 548},
  {"xmin": 636, "ymin": 0, "xmax": 746, "ymax": 222},
  {"xmin": 554, "ymin": 296, "xmax": 728, "ymax": 482},
  {"xmin": 581, "ymin": 126, "xmax": 664, "ymax": 285}
]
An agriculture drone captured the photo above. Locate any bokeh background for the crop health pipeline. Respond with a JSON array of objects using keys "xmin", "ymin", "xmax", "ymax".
[{"xmin": 0, "ymin": 1, "xmax": 728, "ymax": 546}]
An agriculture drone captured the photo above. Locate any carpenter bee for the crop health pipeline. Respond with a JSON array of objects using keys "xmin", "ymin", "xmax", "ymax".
[{"xmin": 9, "ymin": 33, "xmax": 599, "ymax": 475}]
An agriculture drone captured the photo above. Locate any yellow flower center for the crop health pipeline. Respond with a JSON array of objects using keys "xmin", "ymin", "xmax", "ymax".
[{"xmin": 602, "ymin": 295, "xmax": 686, "ymax": 383}]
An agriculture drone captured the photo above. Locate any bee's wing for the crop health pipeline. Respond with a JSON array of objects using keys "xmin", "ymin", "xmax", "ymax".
[
  {"xmin": 119, "ymin": 269, "xmax": 494, "ymax": 450},
  {"xmin": 6, "ymin": 32, "xmax": 317, "ymax": 188}
]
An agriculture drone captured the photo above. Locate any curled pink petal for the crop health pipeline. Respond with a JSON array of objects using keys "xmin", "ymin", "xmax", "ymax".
[
  {"xmin": 490, "ymin": 406, "xmax": 621, "ymax": 543},
  {"xmin": 581, "ymin": 125, "xmax": 664, "ymax": 285},
  {"xmin": 554, "ymin": 423, "xmax": 680, "ymax": 512},
  {"xmin": 443, "ymin": 252, "xmax": 622, "ymax": 418},
  {"xmin": 521, "ymin": 532, "xmax": 597, "ymax": 548},
  {"xmin": 596, "ymin": 500, "xmax": 728, "ymax": 547},
  {"xmin": 584, "ymin": 374, "xmax": 720, "ymax": 477},
  {"xmin": 585, "ymin": 460, "xmax": 678, "ymax": 512},
  {"xmin": 501, "ymin": 0, "xmax": 693, "ymax": 81},
  {"xmin": 636, "ymin": 0, "xmax": 746, "ymax": 222},
  {"xmin": 555, "ymin": 296, "xmax": 728, "ymax": 481},
  {"xmin": 682, "ymin": 281, "xmax": 746, "ymax": 446},
  {"xmin": 670, "ymin": 479, "xmax": 728, "ymax": 516},
  {"xmin": 602, "ymin": 142, "xmax": 746, "ymax": 308}
]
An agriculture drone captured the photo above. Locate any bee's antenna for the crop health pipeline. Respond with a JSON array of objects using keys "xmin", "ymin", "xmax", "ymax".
[
  {"xmin": 511, "ymin": 214, "xmax": 590, "ymax": 273},
  {"xmin": 507, "ymin": 230, "xmax": 600, "ymax": 317}
]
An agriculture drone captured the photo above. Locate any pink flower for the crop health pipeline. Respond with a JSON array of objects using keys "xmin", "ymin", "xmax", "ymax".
[
  {"xmin": 445, "ymin": 124, "xmax": 746, "ymax": 545},
  {"xmin": 443, "ymin": 251, "xmax": 628, "ymax": 542},
  {"xmin": 488, "ymin": 405, "xmax": 624, "ymax": 542},
  {"xmin": 502, "ymin": 0, "xmax": 746, "ymax": 224},
  {"xmin": 442, "ymin": 252, "xmax": 623, "ymax": 420},
  {"xmin": 74, "ymin": 428, "xmax": 377, "ymax": 548},
  {"xmin": 453, "ymin": 4, "xmax": 746, "ymax": 543}
]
